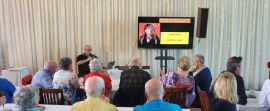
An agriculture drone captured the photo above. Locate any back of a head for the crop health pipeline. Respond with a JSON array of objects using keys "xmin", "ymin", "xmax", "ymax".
[
  {"xmin": 85, "ymin": 76, "xmax": 105, "ymax": 97},
  {"xmin": 177, "ymin": 56, "xmax": 191, "ymax": 71},
  {"xmin": 128, "ymin": 58, "xmax": 141, "ymax": 67},
  {"xmin": 59, "ymin": 57, "xmax": 72, "ymax": 71},
  {"xmin": 214, "ymin": 72, "xmax": 238, "ymax": 104},
  {"xmin": 44, "ymin": 60, "xmax": 58, "ymax": 72},
  {"xmin": 89, "ymin": 58, "xmax": 102, "ymax": 72},
  {"xmin": 227, "ymin": 56, "xmax": 242, "ymax": 72},
  {"xmin": 194, "ymin": 54, "xmax": 205, "ymax": 65},
  {"xmin": 14, "ymin": 85, "xmax": 39, "ymax": 110},
  {"xmin": 145, "ymin": 79, "xmax": 164, "ymax": 99}
]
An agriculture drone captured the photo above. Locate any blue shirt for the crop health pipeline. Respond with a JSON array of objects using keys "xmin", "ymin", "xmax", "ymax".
[
  {"xmin": 0, "ymin": 78, "xmax": 16, "ymax": 103},
  {"xmin": 133, "ymin": 99, "xmax": 182, "ymax": 111},
  {"xmin": 31, "ymin": 68, "xmax": 53, "ymax": 88}
]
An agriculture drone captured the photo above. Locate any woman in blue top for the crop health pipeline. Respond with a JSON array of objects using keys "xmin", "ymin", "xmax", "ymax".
[{"xmin": 0, "ymin": 68, "xmax": 16, "ymax": 103}]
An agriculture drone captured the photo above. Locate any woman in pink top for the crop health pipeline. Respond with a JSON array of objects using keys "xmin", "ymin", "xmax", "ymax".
[{"xmin": 161, "ymin": 56, "xmax": 195, "ymax": 107}]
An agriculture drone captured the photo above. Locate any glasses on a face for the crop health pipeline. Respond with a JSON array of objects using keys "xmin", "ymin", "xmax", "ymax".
[{"xmin": 84, "ymin": 49, "xmax": 92, "ymax": 51}]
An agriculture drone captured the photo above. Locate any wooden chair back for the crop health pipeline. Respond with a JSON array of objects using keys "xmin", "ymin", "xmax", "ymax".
[
  {"xmin": 197, "ymin": 86, "xmax": 209, "ymax": 111},
  {"xmin": 39, "ymin": 88, "xmax": 64, "ymax": 105},
  {"xmin": 163, "ymin": 87, "xmax": 187, "ymax": 108}
]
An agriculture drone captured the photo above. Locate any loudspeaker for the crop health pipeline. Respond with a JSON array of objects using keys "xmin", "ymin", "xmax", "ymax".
[{"xmin": 196, "ymin": 8, "xmax": 209, "ymax": 38}]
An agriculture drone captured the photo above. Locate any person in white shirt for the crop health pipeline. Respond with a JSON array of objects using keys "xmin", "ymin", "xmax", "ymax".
[{"xmin": 259, "ymin": 61, "xmax": 270, "ymax": 107}]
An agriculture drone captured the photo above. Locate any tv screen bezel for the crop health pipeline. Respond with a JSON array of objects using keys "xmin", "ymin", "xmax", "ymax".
[{"xmin": 137, "ymin": 16, "xmax": 195, "ymax": 49}]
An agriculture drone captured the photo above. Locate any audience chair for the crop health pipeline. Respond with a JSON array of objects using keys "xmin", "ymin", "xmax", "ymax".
[
  {"xmin": 21, "ymin": 74, "xmax": 32, "ymax": 86},
  {"xmin": 39, "ymin": 88, "xmax": 64, "ymax": 105},
  {"xmin": 197, "ymin": 86, "xmax": 209, "ymax": 111},
  {"xmin": 163, "ymin": 87, "xmax": 187, "ymax": 108}
]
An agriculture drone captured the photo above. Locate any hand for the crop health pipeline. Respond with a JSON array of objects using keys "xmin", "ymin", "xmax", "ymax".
[
  {"xmin": 189, "ymin": 65, "xmax": 197, "ymax": 72},
  {"xmin": 160, "ymin": 69, "xmax": 165, "ymax": 77}
]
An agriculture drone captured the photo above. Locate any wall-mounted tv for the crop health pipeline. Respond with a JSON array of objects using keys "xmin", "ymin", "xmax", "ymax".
[{"xmin": 138, "ymin": 16, "xmax": 195, "ymax": 49}]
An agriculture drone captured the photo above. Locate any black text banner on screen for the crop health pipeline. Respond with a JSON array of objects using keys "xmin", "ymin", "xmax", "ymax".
[{"xmin": 138, "ymin": 17, "xmax": 195, "ymax": 49}]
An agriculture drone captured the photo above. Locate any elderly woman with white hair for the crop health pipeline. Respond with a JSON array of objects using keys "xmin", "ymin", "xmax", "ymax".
[
  {"xmin": 13, "ymin": 85, "xmax": 44, "ymax": 111},
  {"xmin": 53, "ymin": 57, "xmax": 80, "ymax": 105},
  {"xmin": 82, "ymin": 58, "xmax": 112, "ymax": 94}
]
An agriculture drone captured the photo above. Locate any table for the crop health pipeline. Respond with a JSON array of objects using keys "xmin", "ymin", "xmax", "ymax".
[
  {"xmin": 0, "ymin": 104, "xmax": 71, "ymax": 111},
  {"xmin": 238, "ymin": 98, "xmax": 268, "ymax": 111},
  {"xmin": 0, "ymin": 104, "xmax": 191, "ymax": 111},
  {"xmin": 1, "ymin": 67, "xmax": 30, "ymax": 86}
]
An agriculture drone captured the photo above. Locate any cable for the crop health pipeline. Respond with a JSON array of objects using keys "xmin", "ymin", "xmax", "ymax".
[{"xmin": 128, "ymin": 38, "xmax": 138, "ymax": 65}]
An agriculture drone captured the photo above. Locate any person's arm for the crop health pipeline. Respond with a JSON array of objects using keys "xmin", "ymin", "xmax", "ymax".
[
  {"xmin": 259, "ymin": 80, "xmax": 270, "ymax": 107},
  {"xmin": 40, "ymin": 74, "xmax": 53, "ymax": 88},
  {"xmin": 4, "ymin": 80, "xmax": 16, "ymax": 96},
  {"xmin": 0, "ymin": 96, "xmax": 6, "ymax": 105},
  {"xmin": 72, "ymin": 74, "xmax": 80, "ymax": 88},
  {"xmin": 237, "ymin": 77, "xmax": 248, "ymax": 105},
  {"xmin": 76, "ymin": 57, "xmax": 92, "ymax": 65}
]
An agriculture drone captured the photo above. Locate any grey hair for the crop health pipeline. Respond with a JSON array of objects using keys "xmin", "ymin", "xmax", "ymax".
[
  {"xmin": 14, "ymin": 85, "xmax": 40, "ymax": 110},
  {"xmin": 194, "ymin": 54, "xmax": 205, "ymax": 64},
  {"xmin": 128, "ymin": 58, "xmax": 141, "ymax": 66},
  {"xmin": 85, "ymin": 76, "xmax": 105, "ymax": 97},
  {"xmin": 89, "ymin": 58, "xmax": 101, "ymax": 72}
]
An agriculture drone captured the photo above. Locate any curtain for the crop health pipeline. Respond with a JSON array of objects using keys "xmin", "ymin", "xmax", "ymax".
[{"xmin": 0, "ymin": 0, "xmax": 269, "ymax": 90}]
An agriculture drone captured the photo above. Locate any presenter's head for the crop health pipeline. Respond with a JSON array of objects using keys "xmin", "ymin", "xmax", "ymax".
[
  {"xmin": 84, "ymin": 45, "xmax": 93, "ymax": 56},
  {"xmin": 144, "ymin": 24, "xmax": 156, "ymax": 37}
]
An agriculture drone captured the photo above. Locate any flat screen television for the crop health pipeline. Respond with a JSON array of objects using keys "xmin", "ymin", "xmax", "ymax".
[{"xmin": 138, "ymin": 16, "xmax": 195, "ymax": 49}]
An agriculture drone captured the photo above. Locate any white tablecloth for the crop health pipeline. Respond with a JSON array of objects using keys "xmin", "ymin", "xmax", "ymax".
[
  {"xmin": 0, "ymin": 104, "xmax": 190, "ymax": 111},
  {"xmin": 0, "ymin": 104, "xmax": 71, "ymax": 111},
  {"xmin": 238, "ymin": 98, "xmax": 268, "ymax": 111}
]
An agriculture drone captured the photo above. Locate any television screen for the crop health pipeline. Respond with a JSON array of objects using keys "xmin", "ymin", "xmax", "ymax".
[{"xmin": 138, "ymin": 17, "xmax": 195, "ymax": 49}]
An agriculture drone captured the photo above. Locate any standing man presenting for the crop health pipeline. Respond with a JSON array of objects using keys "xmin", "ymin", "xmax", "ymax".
[{"xmin": 76, "ymin": 45, "xmax": 98, "ymax": 77}]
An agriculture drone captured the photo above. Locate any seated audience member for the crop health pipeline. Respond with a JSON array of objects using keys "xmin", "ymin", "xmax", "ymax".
[
  {"xmin": 226, "ymin": 56, "xmax": 247, "ymax": 105},
  {"xmin": 14, "ymin": 85, "xmax": 44, "ymax": 111},
  {"xmin": 31, "ymin": 60, "xmax": 58, "ymax": 88},
  {"xmin": 53, "ymin": 57, "xmax": 80, "ymax": 105},
  {"xmin": 113, "ymin": 58, "xmax": 151, "ymax": 107},
  {"xmin": 76, "ymin": 45, "xmax": 98, "ymax": 77},
  {"xmin": 71, "ymin": 76, "xmax": 118, "ymax": 111},
  {"xmin": 258, "ymin": 61, "xmax": 270, "ymax": 107},
  {"xmin": 210, "ymin": 72, "xmax": 238, "ymax": 111},
  {"xmin": 161, "ymin": 56, "xmax": 195, "ymax": 107},
  {"xmin": 191, "ymin": 54, "xmax": 212, "ymax": 106},
  {"xmin": 133, "ymin": 79, "xmax": 182, "ymax": 111},
  {"xmin": 83, "ymin": 58, "xmax": 112, "ymax": 93},
  {"xmin": 0, "ymin": 67, "xmax": 16, "ymax": 103}
]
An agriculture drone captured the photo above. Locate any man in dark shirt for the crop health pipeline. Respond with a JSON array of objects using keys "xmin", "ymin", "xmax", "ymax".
[
  {"xmin": 209, "ymin": 56, "xmax": 247, "ymax": 106},
  {"xmin": 76, "ymin": 45, "xmax": 98, "ymax": 77},
  {"xmin": 191, "ymin": 54, "xmax": 212, "ymax": 107},
  {"xmin": 113, "ymin": 58, "xmax": 151, "ymax": 107},
  {"xmin": 226, "ymin": 56, "xmax": 247, "ymax": 105}
]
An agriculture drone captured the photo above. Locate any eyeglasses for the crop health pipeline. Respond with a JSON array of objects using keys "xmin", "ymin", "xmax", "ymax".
[{"xmin": 84, "ymin": 49, "xmax": 92, "ymax": 51}]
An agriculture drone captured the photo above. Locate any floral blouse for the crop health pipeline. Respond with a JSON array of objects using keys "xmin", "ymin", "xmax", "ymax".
[
  {"xmin": 161, "ymin": 72, "xmax": 195, "ymax": 93},
  {"xmin": 53, "ymin": 70, "xmax": 78, "ymax": 105}
]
